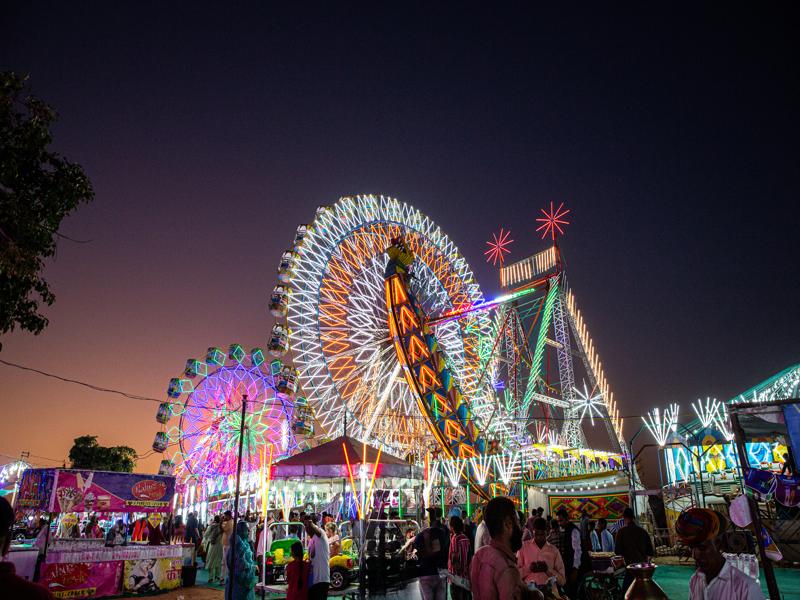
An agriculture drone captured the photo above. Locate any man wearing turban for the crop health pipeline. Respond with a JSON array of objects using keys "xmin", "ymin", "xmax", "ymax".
[{"xmin": 675, "ymin": 508, "xmax": 764, "ymax": 599}]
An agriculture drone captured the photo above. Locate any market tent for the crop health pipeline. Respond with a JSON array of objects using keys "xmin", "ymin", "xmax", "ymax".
[{"xmin": 271, "ymin": 436, "xmax": 423, "ymax": 479}]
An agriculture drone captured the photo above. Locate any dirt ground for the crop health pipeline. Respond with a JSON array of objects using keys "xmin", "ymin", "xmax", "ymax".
[{"xmin": 156, "ymin": 587, "xmax": 224, "ymax": 600}]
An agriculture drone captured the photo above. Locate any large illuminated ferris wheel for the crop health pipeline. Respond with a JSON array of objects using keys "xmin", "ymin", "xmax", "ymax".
[{"xmin": 270, "ymin": 195, "xmax": 516, "ymax": 457}]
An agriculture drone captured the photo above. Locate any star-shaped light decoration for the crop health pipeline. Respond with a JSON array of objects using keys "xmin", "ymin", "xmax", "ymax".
[
  {"xmin": 484, "ymin": 228, "xmax": 513, "ymax": 266},
  {"xmin": 535, "ymin": 201, "xmax": 570, "ymax": 240},
  {"xmin": 574, "ymin": 380, "xmax": 604, "ymax": 426}
]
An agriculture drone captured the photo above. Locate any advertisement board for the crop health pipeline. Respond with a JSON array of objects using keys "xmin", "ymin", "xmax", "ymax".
[
  {"xmin": 51, "ymin": 470, "xmax": 175, "ymax": 513},
  {"xmin": 15, "ymin": 468, "xmax": 56, "ymax": 510},
  {"xmin": 123, "ymin": 557, "xmax": 182, "ymax": 593},
  {"xmin": 41, "ymin": 560, "xmax": 123, "ymax": 599}
]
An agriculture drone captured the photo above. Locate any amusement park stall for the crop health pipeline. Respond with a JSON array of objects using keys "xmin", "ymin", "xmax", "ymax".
[
  {"xmin": 14, "ymin": 467, "xmax": 180, "ymax": 598},
  {"xmin": 516, "ymin": 446, "xmax": 639, "ymax": 523},
  {"xmin": 270, "ymin": 435, "xmax": 424, "ymax": 518}
]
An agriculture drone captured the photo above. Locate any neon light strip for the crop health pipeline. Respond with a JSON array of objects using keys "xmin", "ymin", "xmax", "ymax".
[
  {"xmin": 565, "ymin": 287, "xmax": 623, "ymax": 442},
  {"xmin": 342, "ymin": 443, "xmax": 362, "ymax": 519},
  {"xmin": 426, "ymin": 285, "xmax": 540, "ymax": 326}
]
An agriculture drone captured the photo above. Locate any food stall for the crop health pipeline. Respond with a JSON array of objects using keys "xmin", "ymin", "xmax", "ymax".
[{"xmin": 14, "ymin": 467, "xmax": 180, "ymax": 598}]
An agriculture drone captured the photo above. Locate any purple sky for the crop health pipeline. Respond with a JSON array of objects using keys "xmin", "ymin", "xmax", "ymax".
[{"xmin": 1, "ymin": 4, "xmax": 798, "ymax": 482}]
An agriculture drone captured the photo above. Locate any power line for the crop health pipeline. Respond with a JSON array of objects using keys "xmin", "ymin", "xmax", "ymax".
[
  {"xmin": 0, "ymin": 358, "xmax": 161, "ymax": 403},
  {"xmin": 0, "ymin": 358, "xmax": 649, "ymax": 422}
]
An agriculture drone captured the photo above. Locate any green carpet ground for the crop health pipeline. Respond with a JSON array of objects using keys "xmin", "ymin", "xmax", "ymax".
[
  {"xmin": 653, "ymin": 564, "xmax": 800, "ymax": 599},
  {"xmin": 192, "ymin": 560, "xmax": 800, "ymax": 598}
]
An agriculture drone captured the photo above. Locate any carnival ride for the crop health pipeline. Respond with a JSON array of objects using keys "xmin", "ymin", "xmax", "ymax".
[
  {"xmin": 264, "ymin": 194, "xmax": 629, "ymax": 503},
  {"xmin": 152, "ymin": 344, "xmax": 304, "ymax": 489},
  {"xmin": 272, "ymin": 197, "xmax": 514, "ymax": 460},
  {"xmin": 156, "ymin": 194, "xmax": 633, "ymax": 517},
  {"xmin": 483, "ymin": 201, "xmax": 624, "ymax": 452}
]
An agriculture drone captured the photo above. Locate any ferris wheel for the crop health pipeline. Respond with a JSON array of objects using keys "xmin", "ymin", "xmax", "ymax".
[
  {"xmin": 152, "ymin": 344, "xmax": 305, "ymax": 480},
  {"xmin": 270, "ymin": 195, "xmax": 515, "ymax": 458}
]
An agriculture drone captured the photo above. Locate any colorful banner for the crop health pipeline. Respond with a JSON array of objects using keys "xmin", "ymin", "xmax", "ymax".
[
  {"xmin": 123, "ymin": 557, "xmax": 182, "ymax": 593},
  {"xmin": 41, "ymin": 560, "xmax": 123, "ymax": 598},
  {"xmin": 51, "ymin": 470, "xmax": 175, "ymax": 513},
  {"xmin": 548, "ymin": 492, "xmax": 630, "ymax": 521},
  {"xmin": 783, "ymin": 405, "xmax": 800, "ymax": 470},
  {"xmin": 15, "ymin": 468, "xmax": 56, "ymax": 510}
]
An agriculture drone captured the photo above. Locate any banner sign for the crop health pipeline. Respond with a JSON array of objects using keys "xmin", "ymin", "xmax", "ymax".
[
  {"xmin": 41, "ymin": 560, "xmax": 123, "ymax": 598},
  {"xmin": 15, "ymin": 468, "xmax": 56, "ymax": 510},
  {"xmin": 783, "ymin": 404, "xmax": 800, "ymax": 471},
  {"xmin": 51, "ymin": 470, "xmax": 175, "ymax": 513},
  {"xmin": 123, "ymin": 557, "xmax": 182, "ymax": 593},
  {"xmin": 548, "ymin": 492, "xmax": 630, "ymax": 521}
]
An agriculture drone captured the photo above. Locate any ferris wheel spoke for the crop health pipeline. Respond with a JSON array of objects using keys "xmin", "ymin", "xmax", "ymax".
[{"xmin": 285, "ymin": 195, "xmax": 501, "ymax": 456}]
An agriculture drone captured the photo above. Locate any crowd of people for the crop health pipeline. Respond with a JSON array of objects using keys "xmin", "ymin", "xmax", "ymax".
[
  {"xmin": 407, "ymin": 499, "xmax": 656, "ymax": 600},
  {"xmin": 0, "ymin": 492, "xmax": 772, "ymax": 600}
]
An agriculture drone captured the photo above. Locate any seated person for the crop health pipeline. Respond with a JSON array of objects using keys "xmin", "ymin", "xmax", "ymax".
[{"xmin": 325, "ymin": 522, "xmax": 341, "ymax": 556}]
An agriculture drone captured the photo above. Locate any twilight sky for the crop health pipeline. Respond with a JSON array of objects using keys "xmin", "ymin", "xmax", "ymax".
[{"xmin": 1, "ymin": 4, "xmax": 798, "ymax": 481}]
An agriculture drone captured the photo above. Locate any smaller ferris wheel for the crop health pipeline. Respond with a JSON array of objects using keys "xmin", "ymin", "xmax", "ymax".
[{"xmin": 152, "ymin": 344, "xmax": 312, "ymax": 481}]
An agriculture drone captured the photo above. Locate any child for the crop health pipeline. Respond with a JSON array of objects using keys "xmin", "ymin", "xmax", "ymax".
[{"xmin": 285, "ymin": 541, "xmax": 311, "ymax": 600}]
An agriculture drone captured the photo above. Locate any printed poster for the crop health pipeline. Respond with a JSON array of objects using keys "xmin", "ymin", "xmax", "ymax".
[
  {"xmin": 15, "ymin": 468, "xmax": 56, "ymax": 510},
  {"xmin": 41, "ymin": 561, "xmax": 123, "ymax": 598},
  {"xmin": 51, "ymin": 470, "xmax": 175, "ymax": 513},
  {"xmin": 548, "ymin": 492, "xmax": 630, "ymax": 521},
  {"xmin": 372, "ymin": 489, "xmax": 400, "ymax": 509},
  {"xmin": 123, "ymin": 557, "xmax": 182, "ymax": 593}
]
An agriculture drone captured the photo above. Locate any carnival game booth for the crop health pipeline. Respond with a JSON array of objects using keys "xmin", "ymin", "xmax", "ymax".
[
  {"xmin": 14, "ymin": 467, "xmax": 180, "ymax": 598},
  {"xmin": 521, "ymin": 445, "xmax": 638, "ymax": 526}
]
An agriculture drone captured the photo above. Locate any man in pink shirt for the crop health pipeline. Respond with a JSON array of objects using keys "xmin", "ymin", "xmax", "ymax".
[
  {"xmin": 517, "ymin": 517, "xmax": 566, "ymax": 588},
  {"xmin": 469, "ymin": 496, "xmax": 543, "ymax": 600}
]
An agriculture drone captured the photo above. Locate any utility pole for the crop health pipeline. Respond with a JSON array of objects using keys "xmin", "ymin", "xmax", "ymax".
[{"xmin": 230, "ymin": 394, "xmax": 248, "ymax": 598}]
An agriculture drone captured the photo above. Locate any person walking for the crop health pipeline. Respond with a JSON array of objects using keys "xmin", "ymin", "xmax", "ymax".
[
  {"xmin": 286, "ymin": 541, "xmax": 311, "ymax": 600},
  {"xmin": 556, "ymin": 509, "xmax": 581, "ymax": 598},
  {"xmin": 221, "ymin": 511, "xmax": 234, "ymax": 583},
  {"xmin": 203, "ymin": 515, "xmax": 224, "ymax": 584},
  {"xmin": 305, "ymin": 516, "xmax": 330, "ymax": 600},
  {"xmin": 225, "ymin": 520, "xmax": 257, "ymax": 600},
  {"xmin": 522, "ymin": 510, "xmax": 537, "ymax": 543},
  {"xmin": 546, "ymin": 518, "xmax": 561, "ymax": 553},
  {"xmin": 469, "ymin": 496, "xmax": 542, "ymax": 600},
  {"xmin": 614, "ymin": 508, "xmax": 655, "ymax": 593},
  {"xmin": 186, "ymin": 511, "xmax": 201, "ymax": 546},
  {"xmin": 448, "ymin": 515, "xmax": 471, "ymax": 600},
  {"xmin": 414, "ymin": 507, "xmax": 450, "ymax": 600},
  {"xmin": 676, "ymin": 508, "xmax": 764, "ymax": 600},
  {"xmin": 591, "ymin": 518, "xmax": 614, "ymax": 552},
  {"xmin": 474, "ymin": 508, "xmax": 491, "ymax": 551},
  {"xmin": 172, "ymin": 515, "xmax": 186, "ymax": 545}
]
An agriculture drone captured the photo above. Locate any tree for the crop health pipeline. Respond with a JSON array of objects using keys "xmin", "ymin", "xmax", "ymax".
[
  {"xmin": 0, "ymin": 72, "xmax": 94, "ymax": 336},
  {"xmin": 68, "ymin": 435, "xmax": 137, "ymax": 472}
]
